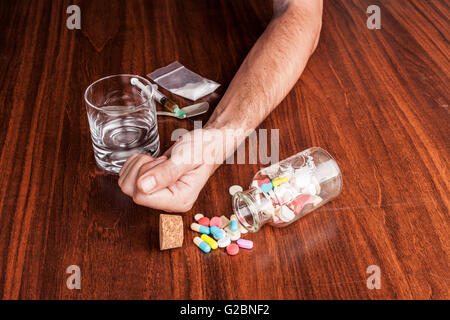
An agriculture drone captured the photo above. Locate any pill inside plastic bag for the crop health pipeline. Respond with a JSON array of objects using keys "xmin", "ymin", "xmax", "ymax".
[{"xmin": 148, "ymin": 61, "xmax": 220, "ymax": 101}]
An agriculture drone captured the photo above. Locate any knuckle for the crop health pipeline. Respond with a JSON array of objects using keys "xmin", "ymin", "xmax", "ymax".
[
  {"xmin": 167, "ymin": 166, "xmax": 179, "ymax": 182},
  {"xmin": 179, "ymin": 203, "xmax": 193, "ymax": 212},
  {"xmin": 132, "ymin": 193, "xmax": 143, "ymax": 205},
  {"xmin": 177, "ymin": 197, "xmax": 194, "ymax": 212},
  {"xmin": 136, "ymin": 154, "xmax": 152, "ymax": 165},
  {"xmin": 137, "ymin": 165, "xmax": 149, "ymax": 178},
  {"xmin": 138, "ymin": 156, "xmax": 167, "ymax": 176}
]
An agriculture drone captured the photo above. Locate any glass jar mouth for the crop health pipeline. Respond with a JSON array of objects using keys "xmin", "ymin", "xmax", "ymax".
[
  {"xmin": 232, "ymin": 191, "xmax": 260, "ymax": 232},
  {"xmin": 84, "ymin": 74, "xmax": 154, "ymax": 112}
]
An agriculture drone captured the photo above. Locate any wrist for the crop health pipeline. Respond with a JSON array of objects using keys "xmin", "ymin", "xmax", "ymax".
[{"xmin": 202, "ymin": 125, "xmax": 251, "ymax": 167}]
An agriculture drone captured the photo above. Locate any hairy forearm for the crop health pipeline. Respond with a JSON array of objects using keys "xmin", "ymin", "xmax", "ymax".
[{"xmin": 205, "ymin": 0, "xmax": 323, "ymax": 160}]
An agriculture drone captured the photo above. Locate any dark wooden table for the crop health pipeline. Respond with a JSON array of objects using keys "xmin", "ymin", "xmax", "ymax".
[{"xmin": 0, "ymin": 0, "xmax": 448, "ymax": 300}]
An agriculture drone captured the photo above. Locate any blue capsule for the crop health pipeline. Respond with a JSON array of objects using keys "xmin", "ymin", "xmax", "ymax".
[
  {"xmin": 190, "ymin": 223, "xmax": 210, "ymax": 234},
  {"xmin": 210, "ymin": 226, "xmax": 225, "ymax": 240},
  {"xmin": 193, "ymin": 237, "xmax": 211, "ymax": 253},
  {"xmin": 259, "ymin": 182, "xmax": 273, "ymax": 193},
  {"xmin": 230, "ymin": 220, "xmax": 239, "ymax": 232}
]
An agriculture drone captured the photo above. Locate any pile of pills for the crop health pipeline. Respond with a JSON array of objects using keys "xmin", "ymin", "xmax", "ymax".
[{"xmin": 191, "ymin": 212, "xmax": 253, "ymax": 256}]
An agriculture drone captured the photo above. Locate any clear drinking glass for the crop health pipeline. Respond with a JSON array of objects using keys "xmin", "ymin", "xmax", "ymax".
[{"xmin": 84, "ymin": 74, "xmax": 160, "ymax": 174}]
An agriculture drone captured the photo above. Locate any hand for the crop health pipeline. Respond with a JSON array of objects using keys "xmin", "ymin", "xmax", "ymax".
[{"xmin": 118, "ymin": 129, "xmax": 221, "ymax": 212}]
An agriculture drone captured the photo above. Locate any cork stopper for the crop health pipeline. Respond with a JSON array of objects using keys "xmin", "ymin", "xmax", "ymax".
[{"xmin": 159, "ymin": 214, "xmax": 184, "ymax": 250}]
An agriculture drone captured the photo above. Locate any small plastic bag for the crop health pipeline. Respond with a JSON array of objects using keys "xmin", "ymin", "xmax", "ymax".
[{"xmin": 148, "ymin": 61, "xmax": 220, "ymax": 101}]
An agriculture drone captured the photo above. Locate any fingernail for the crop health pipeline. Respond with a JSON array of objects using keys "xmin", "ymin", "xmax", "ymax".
[{"xmin": 140, "ymin": 175, "xmax": 156, "ymax": 193}]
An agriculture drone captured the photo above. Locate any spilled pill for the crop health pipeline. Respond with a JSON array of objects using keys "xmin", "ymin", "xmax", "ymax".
[
  {"xmin": 198, "ymin": 217, "xmax": 210, "ymax": 226},
  {"xmin": 237, "ymin": 239, "xmax": 253, "ymax": 249},
  {"xmin": 229, "ymin": 220, "xmax": 238, "ymax": 232},
  {"xmin": 194, "ymin": 213, "xmax": 204, "ymax": 221},
  {"xmin": 220, "ymin": 215, "xmax": 230, "ymax": 228},
  {"xmin": 190, "ymin": 213, "xmax": 254, "ymax": 256},
  {"xmin": 225, "ymin": 226, "xmax": 241, "ymax": 241},
  {"xmin": 210, "ymin": 226, "xmax": 225, "ymax": 240},
  {"xmin": 194, "ymin": 236, "xmax": 211, "ymax": 253},
  {"xmin": 210, "ymin": 216, "xmax": 222, "ymax": 228},
  {"xmin": 230, "ymin": 220, "xmax": 239, "ymax": 232},
  {"xmin": 230, "ymin": 230, "xmax": 241, "ymax": 241},
  {"xmin": 229, "ymin": 185, "xmax": 243, "ymax": 196},
  {"xmin": 201, "ymin": 234, "xmax": 218, "ymax": 250},
  {"xmin": 238, "ymin": 223, "xmax": 248, "ymax": 234},
  {"xmin": 229, "ymin": 215, "xmax": 239, "ymax": 232},
  {"xmin": 191, "ymin": 223, "xmax": 210, "ymax": 234},
  {"xmin": 226, "ymin": 243, "xmax": 239, "ymax": 256},
  {"xmin": 218, "ymin": 234, "xmax": 231, "ymax": 248}
]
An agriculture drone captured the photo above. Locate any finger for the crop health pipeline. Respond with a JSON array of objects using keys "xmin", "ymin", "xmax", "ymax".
[
  {"xmin": 133, "ymin": 165, "xmax": 212, "ymax": 212},
  {"xmin": 118, "ymin": 154, "xmax": 146, "ymax": 186},
  {"xmin": 136, "ymin": 157, "xmax": 195, "ymax": 195},
  {"xmin": 132, "ymin": 184, "xmax": 195, "ymax": 212},
  {"xmin": 119, "ymin": 155, "xmax": 164, "ymax": 196},
  {"xmin": 118, "ymin": 153, "xmax": 141, "ymax": 177},
  {"xmin": 118, "ymin": 154, "xmax": 154, "ymax": 187},
  {"xmin": 133, "ymin": 162, "xmax": 213, "ymax": 211}
]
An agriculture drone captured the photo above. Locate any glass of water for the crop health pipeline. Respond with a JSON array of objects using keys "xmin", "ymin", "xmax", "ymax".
[{"xmin": 84, "ymin": 74, "xmax": 160, "ymax": 174}]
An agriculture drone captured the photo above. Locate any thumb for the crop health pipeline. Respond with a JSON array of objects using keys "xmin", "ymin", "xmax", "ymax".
[{"xmin": 136, "ymin": 157, "xmax": 194, "ymax": 194}]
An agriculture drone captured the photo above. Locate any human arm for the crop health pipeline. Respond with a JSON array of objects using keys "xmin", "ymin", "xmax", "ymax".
[{"xmin": 118, "ymin": 0, "xmax": 323, "ymax": 212}]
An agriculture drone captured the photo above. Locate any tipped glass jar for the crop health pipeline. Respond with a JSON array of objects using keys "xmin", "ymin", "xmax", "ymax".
[{"xmin": 232, "ymin": 147, "xmax": 342, "ymax": 232}]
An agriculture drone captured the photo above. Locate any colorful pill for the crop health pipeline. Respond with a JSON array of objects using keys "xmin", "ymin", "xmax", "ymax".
[
  {"xmin": 229, "ymin": 185, "xmax": 243, "ymax": 196},
  {"xmin": 229, "ymin": 220, "xmax": 239, "ymax": 233},
  {"xmin": 292, "ymin": 194, "xmax": 312, "ymax": 214},
  {"xmin": 200, "ymin": 234, "xmax": 218, "ymax": 250},
  {"xmin": 218, "ymin": 234, "xmax": 231, "ymax": 248},
  {"xmin": 191, "ymin": 223, "xmax": 210, "ymax": 234},
  {"xmin": 194, "ymin": 213, "xmax": 204, "ymax": 221},
  {"xmin": 210, "ymin": 216, "xmax": 222, "ymax": 228},
  {"xmin": 193, "ymin": 236, "xmax": 211, "ymax": 253},
  {"xmin": 310, "ymin": 195, "xmax": 323, "ymax": 206},
  {"xmin": 198, "ymin": 217, "xmax": 210, "ymax": 227},
  {"xmin": 238, "ymin": 223, "xmax": 248, "ymax": 234},
  {"xmin": 279, "ymin": 205, "xmax": 295, "ymax": 222},
  {"xmin": 210, "ymin": 226, "xmax": 225, "ymax": 240},
  {"xmin": 272, "ymin": 176, "xmax": 288, "ymax": 187},
  {"xmin": 229, "ymin": 216, "xmax": 239, "ymax": 232},
  {"xmin": 226, "ymin": 243, "xmax": 239, "ymax": 256},
  {"xmin": 225, "ymin": 226, "xmax": 241, "ymax": 241},
  {"xmin": 274, "ymin": 185, "xmax": 295, "ymax": 205},
  {"xmin": 230, "ymin": 230, "xmax": 241, "ymax": 241},
  {"xmin": 237, "ymin": 239, "xmax": 253, "ymax": 249},
  {"xmin": 257, "ymin": 178, "xmax": 271, "ymax": 187},
  {"xmin": 259, "ymin": 182, "xmax": 273, "ymax": 193},
  {"xmin": 220, "ymin": 215, "xmax": 230, "ymax": 228}
]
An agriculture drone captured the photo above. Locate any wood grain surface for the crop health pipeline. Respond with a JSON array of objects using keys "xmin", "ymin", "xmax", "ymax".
[{"xmin": 0, "ymin": 0, "xmax": 449, "ymax": 299}]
